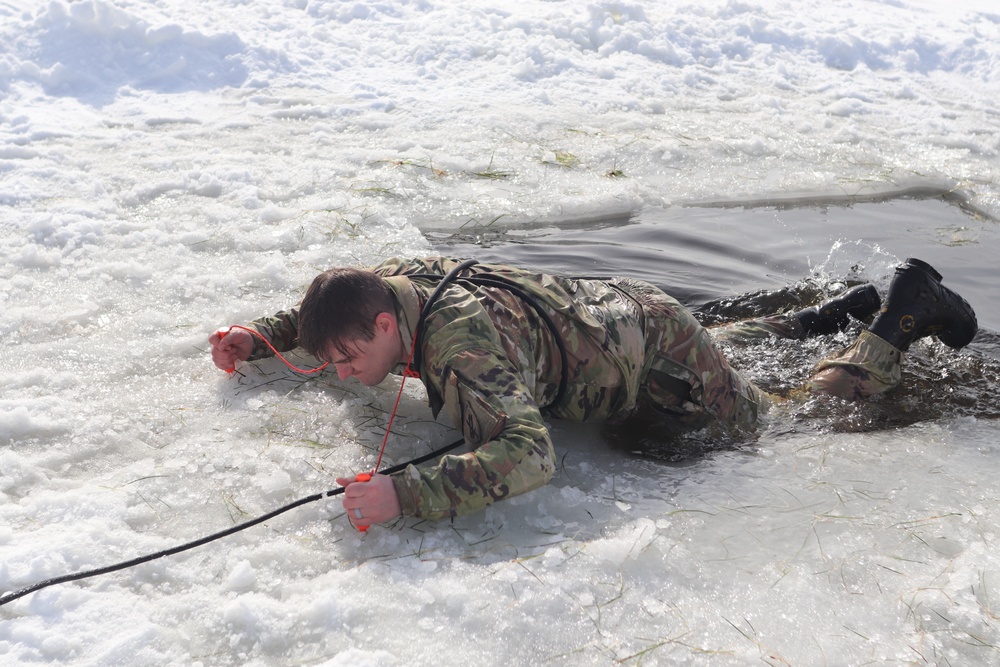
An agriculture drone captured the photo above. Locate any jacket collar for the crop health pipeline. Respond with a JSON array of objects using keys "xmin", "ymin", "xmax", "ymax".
[
  {"xmin": 382, "ymin": 274, "xmax": 445, "ymax": 416},
  {"xmin": 383, "ymin": 275, "xmax": 421, "ymax": 352}
]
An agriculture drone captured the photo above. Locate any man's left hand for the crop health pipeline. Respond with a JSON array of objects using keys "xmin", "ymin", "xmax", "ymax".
[{"xmin": 336, "ymin": 473, "xmax": 402, "ymax": 529}]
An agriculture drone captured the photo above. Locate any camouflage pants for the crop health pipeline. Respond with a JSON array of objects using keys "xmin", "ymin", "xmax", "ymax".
[
  {"xmin": 613, "ymin": 279, "xmax": 764, "ymax": 433},
  {"xmin": 614, "ymin": 280, "xmax": 903, "ymax": 433},
  {"xmin": 713, "ymin": 316, "xmax": 903, "ymax": 401}
]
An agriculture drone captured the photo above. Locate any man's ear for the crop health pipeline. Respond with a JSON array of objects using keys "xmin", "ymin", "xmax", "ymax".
[{"xmin": 374, "ymin": 311, "xmax": 396, "ymax": 334}]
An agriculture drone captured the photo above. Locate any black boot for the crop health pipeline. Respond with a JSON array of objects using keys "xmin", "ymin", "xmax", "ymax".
[
  {"xmin": 867, "ymin": 258, "xmax": 978, "ymax": 352},
  {"xmin": 795, "ymin": 283, "xmax": 881, "ymax": 336}
]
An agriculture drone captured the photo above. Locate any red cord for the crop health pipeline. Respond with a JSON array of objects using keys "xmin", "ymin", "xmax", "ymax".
[
  {"xmin": 219, "ymin": 323, "xmax": 419, "ymax": 475},
  {"xmin": 371, "ymin": 327, "xmax": 421, "ymax": 474},
  {"xmin": 218, "ymin": 325, "xmax": 330, "ymax": 375},
  {"xmin": 348, "ymin": 329, "xmax": 420, "ymax": 533},
  {"xmin": 221, "ymin": 323, "xmax": 423, "ymax": 535}
]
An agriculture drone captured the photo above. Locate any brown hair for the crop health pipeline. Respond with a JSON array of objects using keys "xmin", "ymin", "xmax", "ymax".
[{"xmin": 297, "ymin": 268, "xmax": 396, "ymax": 360}]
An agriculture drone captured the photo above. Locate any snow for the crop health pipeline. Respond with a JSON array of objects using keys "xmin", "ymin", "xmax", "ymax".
[{"xmin": 1, "ymin": 0, "xmax": 999, "ymax": 665}]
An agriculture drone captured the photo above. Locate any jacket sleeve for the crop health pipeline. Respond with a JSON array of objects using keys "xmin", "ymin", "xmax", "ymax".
[
  {"xmin": 244, "ymin": 306, "xmax": 301, "ymax": 360},
  {"xmin": 390, "ymin": 293, "xmax": 557, "ymax": 520}
]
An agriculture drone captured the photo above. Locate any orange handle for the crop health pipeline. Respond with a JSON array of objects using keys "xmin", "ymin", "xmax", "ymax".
[{"xmin": 354, "ymin": 472, "xmax": 373, "ymax": 532}]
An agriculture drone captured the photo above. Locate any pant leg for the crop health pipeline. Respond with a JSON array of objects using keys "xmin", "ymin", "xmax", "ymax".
[
  {"xmin": 614, "ymin": 279, "xmax": 765, "ymax": 433},
  {"xmin": 804, "ymin": 331, "xmax": 902, "ymax": 400},
  {"xmin": 714, "ymin": 314, "xmax": 902, "ymax": 402},
  {"xmin": 710, "ymin": 313, "xmax": 804, "ymax": 342}
]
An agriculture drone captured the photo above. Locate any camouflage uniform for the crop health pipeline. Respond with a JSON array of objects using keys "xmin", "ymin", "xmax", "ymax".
[{"xmin": 245, "ymin": 257, "xmax": 901, "ymax": 520}]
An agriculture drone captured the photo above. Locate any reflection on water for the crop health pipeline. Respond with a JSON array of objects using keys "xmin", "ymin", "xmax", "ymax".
[{"xmin": 435, "ymin": 197, "xmax": 1000, "ymax": 460}]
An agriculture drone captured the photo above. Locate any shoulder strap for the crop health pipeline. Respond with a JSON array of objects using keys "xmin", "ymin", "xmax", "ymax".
[{"xmin": 409, "ymin": 260, "xmax": 570, "ymax": 408}]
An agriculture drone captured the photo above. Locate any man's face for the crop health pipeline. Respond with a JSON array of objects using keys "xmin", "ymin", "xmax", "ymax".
[{"xmin": 325, "ymin": 313, "xmax": 401, "ymax": 386}]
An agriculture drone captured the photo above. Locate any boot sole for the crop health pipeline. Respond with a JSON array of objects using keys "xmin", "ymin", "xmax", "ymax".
[{"xmin": 936, "ymin": 290, "xmax": 978, "ymax": 349}]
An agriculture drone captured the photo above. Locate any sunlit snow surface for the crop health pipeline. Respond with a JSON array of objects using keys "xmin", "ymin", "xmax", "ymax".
[{"xmin": 2, "ymin": 1, "xmax": 1000, "ymax": 665}]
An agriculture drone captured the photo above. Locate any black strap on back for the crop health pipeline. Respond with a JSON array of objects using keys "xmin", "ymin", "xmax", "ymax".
[
  {"xmin": 408, "ymin": 261, "xmax": 570, "ymax": 409},
  {"xmin": 410, "ymin": 258, "xmax": 480, "ymax": 373}
]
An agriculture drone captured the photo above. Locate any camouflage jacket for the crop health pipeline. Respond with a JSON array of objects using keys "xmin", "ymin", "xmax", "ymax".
[{"xmin": 247, "ymin": 257, "xmax": 649, "ymax": 521}]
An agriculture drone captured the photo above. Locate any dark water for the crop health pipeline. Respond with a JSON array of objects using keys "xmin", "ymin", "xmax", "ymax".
[
  {"xmin": 434, "ymin": 197, "xmax": 997, "ymax": 329},
  {"xmin": 434, "ymin": 196, "xmax": 1000, "ymax": 439}
]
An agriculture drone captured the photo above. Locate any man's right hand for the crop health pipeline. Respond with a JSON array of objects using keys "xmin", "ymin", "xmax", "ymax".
[{"xmin": 209, "ymin": 327, "xmax": 254, "ymax": 371}]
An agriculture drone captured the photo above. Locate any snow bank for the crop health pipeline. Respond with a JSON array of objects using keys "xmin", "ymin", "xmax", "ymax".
[{"xmin": 2, "ymin": 1, "xmax": 999, "ymax": 665}]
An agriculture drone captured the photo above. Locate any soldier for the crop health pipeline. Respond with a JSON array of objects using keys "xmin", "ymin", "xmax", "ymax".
[{"xmin": 209, "ymin": 257, "xmax": 977, "ymax": 528}]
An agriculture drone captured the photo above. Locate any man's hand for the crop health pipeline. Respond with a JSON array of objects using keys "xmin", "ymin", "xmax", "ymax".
[
  {"xmin": 337, "ymin": 473, "xmax": 403, "ymax": 529},
  {"xmin": 209, "ymin": 327, "xmax": 254, "ymax": 371}
]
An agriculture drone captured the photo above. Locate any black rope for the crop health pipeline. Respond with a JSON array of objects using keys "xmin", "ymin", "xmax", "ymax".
[
  {"xmin": 0, "ymin": 438, "xmax": 466, "ymax": 608},
  {"xmin": 410, "ymin": 258, "xmax": 479, "ymax": 373},
  {"xmin": 458, "ymin": 273, "xmax": 570, "ymax": 407}
]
